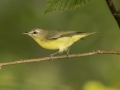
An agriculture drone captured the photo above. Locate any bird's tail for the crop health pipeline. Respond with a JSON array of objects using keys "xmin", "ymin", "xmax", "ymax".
[
  {"xmin": 79, "ymin": 32, "xmax": 99, "ymax": 38},
  {"xmin": 72, "ymin": 32, "xmax": 99, "ymax": 42}
]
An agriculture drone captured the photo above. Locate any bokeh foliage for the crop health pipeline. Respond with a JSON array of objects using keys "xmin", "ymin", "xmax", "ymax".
[
  {"xmin": 0, "ymin": 0, "xmax": 120, "ymax": 90},
  {"xmin": 43, "ymin": 0, "xmax": 91, "ymax": 14}
]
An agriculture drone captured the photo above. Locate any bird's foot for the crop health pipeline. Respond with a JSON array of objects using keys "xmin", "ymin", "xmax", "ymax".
[
  {"xmin": 66, "ymin": 53, "xmax": 70, "ymax": 58},
  {"xmin": 50, "ymin": 54, "xmax": 54, "ymax": 61}
]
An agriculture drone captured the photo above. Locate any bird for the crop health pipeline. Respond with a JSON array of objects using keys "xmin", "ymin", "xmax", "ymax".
[{"xmin": 23, "ymin": 28, "xmax": 99, "ymax": 59}]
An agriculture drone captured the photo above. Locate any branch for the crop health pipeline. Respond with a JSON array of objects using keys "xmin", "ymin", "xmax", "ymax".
[
  {"xmin": 0, "ymin": 50, "xmax": 120, "ymax": 68},
  {"xmin": 106, "ymin": 0, "xmax": 120, "ymax": 28}
]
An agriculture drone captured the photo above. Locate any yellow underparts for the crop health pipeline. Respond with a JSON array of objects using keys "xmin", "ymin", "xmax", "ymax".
[{"xmin": 31, "ymin": 35, "xmax": 86, "ymax": 53}]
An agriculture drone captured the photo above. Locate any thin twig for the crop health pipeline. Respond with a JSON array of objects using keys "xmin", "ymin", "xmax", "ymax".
[
  {"xmin": 0, "ymin": 50, "xmax": 120, "ymax": 68},
  {"xmin": 106, "ymin": 0, "xmax": 120, "ymax": 28}
]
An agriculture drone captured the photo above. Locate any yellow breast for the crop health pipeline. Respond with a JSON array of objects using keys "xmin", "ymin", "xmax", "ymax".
[{"xmin": 32, "ymin": 35, "xmax": 82, "ymax": 52}]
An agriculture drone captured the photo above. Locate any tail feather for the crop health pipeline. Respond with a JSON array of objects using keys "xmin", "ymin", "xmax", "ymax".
[
  {"xmin": 79, "ymin": 32, "xmax": 99, "ymax": 38},
  {"xmin": 84, "ymin": 32, "xmax": 100, "ymax": 36},
  {"xmin": 72, "ymin": 32, "xmax": 99, "ymax": 42}
]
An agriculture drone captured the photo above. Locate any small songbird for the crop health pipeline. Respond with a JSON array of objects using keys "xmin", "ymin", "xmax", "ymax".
[{"xmin": 23, "ymin": 28, "xmax": 99, "ymax": 59}]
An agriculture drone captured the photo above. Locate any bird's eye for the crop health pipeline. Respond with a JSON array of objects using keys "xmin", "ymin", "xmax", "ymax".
[{"xmin": 33, "ymin": 31, "xmax": 37, "ymax": 34}]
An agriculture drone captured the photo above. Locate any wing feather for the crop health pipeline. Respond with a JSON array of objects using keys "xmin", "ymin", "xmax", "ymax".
[{"xmin": 47, "ymin": 30, "xmax": 83, "ymax": 40}]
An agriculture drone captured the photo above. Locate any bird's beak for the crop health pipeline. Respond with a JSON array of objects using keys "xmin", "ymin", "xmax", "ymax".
[{"xmin": 23, "ymin": 32, "xmax": 28, "ymax": 34}]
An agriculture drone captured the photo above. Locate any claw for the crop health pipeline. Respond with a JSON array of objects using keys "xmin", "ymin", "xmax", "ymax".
[
  {"xmin": 66, "ymin": 47, "xmax": 70, "ymax": 58},
  {"xmin": 50, "ymin": 54, "xmax": 53, "ymax": 61},
  {"xmin": 66, "ymin": 53, "xmax": 70, "ymax": 58},
  {"xmin": 49, "ymin": 51, "xmax": 59, "ymax": 60}
]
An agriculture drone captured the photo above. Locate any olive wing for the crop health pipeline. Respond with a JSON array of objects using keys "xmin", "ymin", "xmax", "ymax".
[{"xmin": 47, "ymin": 30, "xmax": 83, "ymax": 40}]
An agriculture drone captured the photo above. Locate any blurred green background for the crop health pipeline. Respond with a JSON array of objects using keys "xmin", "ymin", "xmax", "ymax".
[{"xmin": 0, "ymin": 0, "xmax": 120, "ymax": 90}]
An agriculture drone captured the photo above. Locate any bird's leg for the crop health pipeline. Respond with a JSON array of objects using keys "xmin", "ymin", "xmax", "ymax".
[
  {"xmin": 50, "ymin": 51, "xmax": 59, "ymax": 60},
  {"xmin": 66, "ymin": 47, "xmax": 71, "ymax": 58}
]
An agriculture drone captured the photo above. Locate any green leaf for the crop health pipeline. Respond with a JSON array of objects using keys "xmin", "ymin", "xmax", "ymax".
[{"xmin": 43, "ymin": 0, "xmax": 91, "ymax": 15}]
